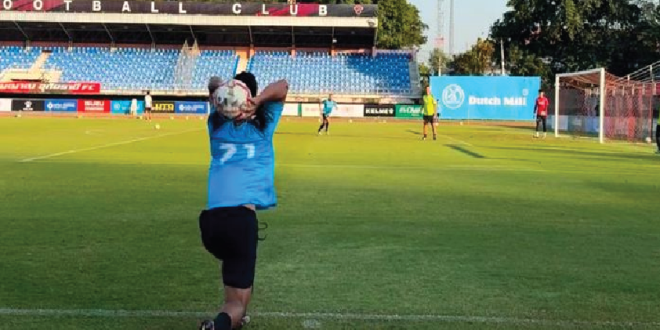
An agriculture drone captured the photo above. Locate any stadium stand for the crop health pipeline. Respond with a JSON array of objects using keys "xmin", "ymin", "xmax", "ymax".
[
  {"xmin": 0, "ymin": 3, "xmax": 420, "ymax": 101},
  {"xmin": 2, "ymin": 46, "xmax": 415, "ymax": 96},
  {"xmin": 247, "ymin": 51, "xmax": 414, "ymax": 95},
  {"xmin": 0, "ymin": 47, "xmax": 41, "ymax": 71},
  {"xmin": 43, "ymin": 47, "xmax": 179, "ymax": 91},
  {"xmin": 191, "ymin": 50, "xmax": 240, "ymax": 90}
]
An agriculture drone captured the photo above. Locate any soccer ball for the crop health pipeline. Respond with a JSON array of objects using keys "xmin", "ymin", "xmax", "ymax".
[
  {"xmin": 212, "ymin": 79, "xmax": 253, "ymax": 119},
  {"xmin": 646, "ymin": 137, "xmax": 652, "ymax": 144},
  {"xmin": 155, "ymin": 124, "xmax": 161, "ymax": 130}
]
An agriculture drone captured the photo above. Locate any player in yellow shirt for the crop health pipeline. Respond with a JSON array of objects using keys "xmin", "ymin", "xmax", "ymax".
[{"xmin": 422, "ymin": 87, "xmax": 438, "ymax": 141}]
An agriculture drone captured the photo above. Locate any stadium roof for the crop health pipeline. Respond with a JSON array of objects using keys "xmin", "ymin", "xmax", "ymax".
[{"xmin": 0, "ymin": 1, "xmax": 378, "ymax": 47}]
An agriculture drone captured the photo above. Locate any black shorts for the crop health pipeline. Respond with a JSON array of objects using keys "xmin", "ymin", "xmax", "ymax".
[
  {"xmin": 423, "ymin": 115, "xmax": 434, "ymax": 124},
  {"xmin": 199, "ymin": 207, "xmax": 259, "ymax": 289},
  {"xmin": 322, "ymin": 114, "xmax": 329, "ymax": 120},
  {"xmin": 145, "ymin": 107, "xmax": 152, "ymax": 113}
]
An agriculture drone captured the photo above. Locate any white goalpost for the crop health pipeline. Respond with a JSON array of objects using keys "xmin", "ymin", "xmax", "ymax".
[
  {"xmin": 553, "ymin": 66, "xmax": 657, "ymax": 144},
  {"xmin": 554, "ymin": 68, "xmax": 606, "ymax": 143}
]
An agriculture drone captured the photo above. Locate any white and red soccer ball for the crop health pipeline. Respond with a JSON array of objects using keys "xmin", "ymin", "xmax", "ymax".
[{"xmin": 212, "ymin": 79, "xmax": 253, "ymax": 119}]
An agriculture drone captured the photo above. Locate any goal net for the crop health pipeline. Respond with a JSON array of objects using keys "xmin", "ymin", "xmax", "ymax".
[{"xmin": 553, "ymin": 68, "xmax": 658, "ymax": 143}]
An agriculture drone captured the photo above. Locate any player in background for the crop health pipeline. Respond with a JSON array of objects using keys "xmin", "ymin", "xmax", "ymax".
[
  {"xmin": 199, "ymin": 72, "xmax": 288, "ymax": 330},
  {"xmin": 130, "ymin": 98, "xmax": 138, "ymax": 118},
  {"xmin": 422, "ymin": 87, "xmax": 438, "ymax": 141},
  {"xmin": 534, "ymin": 90, "xmax": 550, "ymax": 138},
  {"xmin": 144, "ymin": 90, "xmax": 153, "ymax": 121},
  {"xmin": 318, "ymin": 94, "xmax": 336, "ymax": 135}
]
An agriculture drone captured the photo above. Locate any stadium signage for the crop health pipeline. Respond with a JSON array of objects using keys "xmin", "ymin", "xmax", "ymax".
[
  {"xmin": 430, "ymin": 76, "xmax": 541, "ymax": 120},
  {"xmin": 78, "ymin": 99, "xmax": 110, "ymax": 112},
  {"xmin": 364, "ymin": 104, "xmax": 395, "ymax": 117},
  {"xmin": 0, "ymin": 1, "xmax": 376, "ymax": 17},
  {"xmin": 0, "ymin": 82, "xmax": 101, "ymax": 94},
  {"xmin": 46, "ymin": 99, "xmax": 78, "ymax": 112},
  {"xmin": 175, "ymin": 101, "xmax": 207, "ymax": 114},
  {"xmin": 394, "ymin": 104, "xmax": 422, "ymax": 119},
  {"xmin": 11, "ymin": 99, "xmax": 45, "ymax": 111},
  {"xmin": 152, "ymin": 101, "xmax": 175, "ymax": 113}
]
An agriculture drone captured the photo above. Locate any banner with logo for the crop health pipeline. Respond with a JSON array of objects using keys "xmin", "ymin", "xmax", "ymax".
[
  {"xmin": 0, "ymin": 98, "xmax": 12, "ymax": 112},
  {"xmin": 394, "ymin": 104, "xmax": 423, "ymax": 119},
  {"xmin": 11, "ymin": 99, "xmax": 45, "ymax": 111},
  {"xmin": 175, "ymin": 101, "xmax": 208, "ymax": 114},
  {"xmin": 364, "ymin": 104, "xmax": 395, "ymax": 117},
  {"xmin": 45, "ymin": 99, "xmax": 78, "ymax": 112},
  {"xmin": 0, "ymin": 82, "xmax": 101, "ymax": 94},
  {"xmin": 335, "ymin": 104, "xmax": 364, "ymax": 118},
  {"xmin": 152, "ymin": 101, "xmax": 175, "ymax": 113},
  {"xmin": 301, "ymin": 104, "xmax": 321, "ymax": 117},
  {"xmin": 301, "ymin": 103, "xmax": 363, "ymax": 118},
  {"xmin": 283, "ymin": 103, "xmax": 299, "ymax": 117},
  {"xmin": 111, "ymin": 100, "xmax": 145, "ymax": 114},
  {"xmin": 430, "ymin": 76, "xmax": 541, "ymax": 120},
  {"xmin": 78, "ymin": 99, "xmax": 110, "ymax": 113},
  {"xmin": 1, "ymin": 2, "xmax": 376, "ymax": 17}
]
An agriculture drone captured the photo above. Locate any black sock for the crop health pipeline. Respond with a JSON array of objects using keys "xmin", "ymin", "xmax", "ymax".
[
  {"xmin": 325, "ymin": 122, "xmax": 330, "ymax": 132},
  {"xmin": 213, "ymin": 312, "xmax": 232, "ymax": 330},
  {"xmin": 318, "ymin": 124, "xmax": 324, "ymax": 132}
]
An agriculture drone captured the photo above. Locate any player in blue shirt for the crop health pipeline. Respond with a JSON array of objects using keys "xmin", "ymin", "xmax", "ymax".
[
  {"xmin": 199, "ymin": 72, "xmax": 288, "ymax": 330},
  {"xmin": 317, "ymin": 93, "xmax": 337, "ymax": 135}
]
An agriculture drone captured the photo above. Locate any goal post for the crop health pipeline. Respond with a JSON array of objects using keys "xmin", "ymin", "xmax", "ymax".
[
  {"xmin": 554, "ymin": 68, "xmax": 606, "ymax": 143},
  {"xmin": 553, "ymin": 67, "xmax": 656, "ymax": 144}
]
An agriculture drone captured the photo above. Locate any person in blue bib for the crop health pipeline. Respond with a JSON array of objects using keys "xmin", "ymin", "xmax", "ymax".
[
  {"xmin": 318, "ymin": 93, "xmax": 337, "ymax": 135},
  {"xmin": 199, "ymin": 72, "xmax": 288, "ymax": 330}
]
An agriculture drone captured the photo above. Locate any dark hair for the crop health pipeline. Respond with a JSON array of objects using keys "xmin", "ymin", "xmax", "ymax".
[{"xmin": 208, "ymin": 72, "xmax": 271, "ymax": 132}]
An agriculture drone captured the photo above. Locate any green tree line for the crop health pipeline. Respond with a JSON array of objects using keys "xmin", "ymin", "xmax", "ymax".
[{"xmin": 425, "ymin": 0, "xmax": 659, "ymax": 85}]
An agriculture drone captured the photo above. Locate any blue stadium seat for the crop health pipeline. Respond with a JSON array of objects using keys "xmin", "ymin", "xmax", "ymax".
[
  {"xmin": 0, "ymin": 47, "xmax": 40, "ymax": 71},
  {"xmin": 43, "ymin": 47, "xmax": 179, "ymax": 91},
  {"xmin": 191, "ymin": 49, "xmax": 239, "ymax": 90},
  {"xmin": 247, "ymin": 51, "xmax": 412, "ymax": 95}
]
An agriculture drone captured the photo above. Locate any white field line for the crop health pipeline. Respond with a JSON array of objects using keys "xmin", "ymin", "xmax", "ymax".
[
  {"xmin": 19, "ymin": 128, "xmax": 203, "ymax": 163},
  {"xmin": 0, "ymin": 308, "xmax": 658, "ymax": 328},
  {"xmin": 278, "ymin": 164, "xmax": 546, "ymax": 172},
  {"xmin": 437, "ymin": 134, "xmax": 474, "ymax": 147}
]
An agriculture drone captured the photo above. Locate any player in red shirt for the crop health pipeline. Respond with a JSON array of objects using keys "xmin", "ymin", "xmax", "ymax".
[{"xmin": 534, "ymin": 90, "xmax": 550, "ymax": 138}]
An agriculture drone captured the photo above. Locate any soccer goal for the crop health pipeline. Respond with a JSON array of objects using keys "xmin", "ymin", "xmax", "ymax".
[{"xmin": 553, "ymin": 67, "xmax": 657, "ymax": 143}]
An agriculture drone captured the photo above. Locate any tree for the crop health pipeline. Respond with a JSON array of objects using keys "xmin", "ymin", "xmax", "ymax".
[
  {"xmin": 376, "ymin": 0, "xmax": 427, "ymax": 49},
  {"xmin": 451, "ymin": 38, "xmax": 495, "ymax": 75},
  {"xmin": 490, "ymin": 0, "xmax": 659, "ymax": 83},
  {"xmin": 428, "ymin": 48, "xmax": 452, "ymax": 75}
]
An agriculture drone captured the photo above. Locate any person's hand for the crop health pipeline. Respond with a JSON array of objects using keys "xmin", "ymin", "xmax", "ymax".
[{"xmin": 233, "ymin": 98, "xmax": 257, "ymax": 122}]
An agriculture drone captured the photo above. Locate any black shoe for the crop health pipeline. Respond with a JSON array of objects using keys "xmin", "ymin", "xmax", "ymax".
[
  {"xmin": 433, "ymin": 135, "xmax": 437, "ymax": 141},
  {"xmin": 199, "ymin": 320, "xmax": 215, "ymax": 330}
]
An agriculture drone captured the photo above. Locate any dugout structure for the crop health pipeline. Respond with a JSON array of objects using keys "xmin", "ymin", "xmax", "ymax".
[{"xmin": 554, "ymin": 66, "xmax": 659, "ymax": 143}]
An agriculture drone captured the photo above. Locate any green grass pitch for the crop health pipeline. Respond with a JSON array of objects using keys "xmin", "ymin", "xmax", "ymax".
[{"xmin": 0, "ymin": 116, "xmax": 659, "ymax": 329}]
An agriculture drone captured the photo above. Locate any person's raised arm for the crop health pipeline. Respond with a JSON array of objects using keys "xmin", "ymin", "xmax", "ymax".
[{"xmin": 252, "ymin": 79, "xmax": 289, "ymax": 106}]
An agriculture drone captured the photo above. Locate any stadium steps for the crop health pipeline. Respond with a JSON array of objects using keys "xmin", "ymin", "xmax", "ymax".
[
  {"xmin": 235, "ymin": 49, "xmax": 249, "ymax": 74},
  {"xmin": 29, "ymin": 52, "xmax": 51, "ymax": 73},
  {"xmin": 408, "ymin": 61, "xmax": 422, "ymax": 96}
]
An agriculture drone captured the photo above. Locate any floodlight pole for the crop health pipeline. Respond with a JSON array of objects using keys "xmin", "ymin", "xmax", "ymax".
[
  {"xmin": 598, "ymin": 68, "xmax": 606, "ymax": 144},
  {"xmin": 554, "ymin": 75, "xmax": 559, "ymax": 137}
]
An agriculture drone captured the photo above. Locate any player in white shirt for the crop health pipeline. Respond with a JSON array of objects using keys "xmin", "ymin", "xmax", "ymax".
[{"xmin": 144, "ymin": 91, "xmax": 153, "ymax": 121}]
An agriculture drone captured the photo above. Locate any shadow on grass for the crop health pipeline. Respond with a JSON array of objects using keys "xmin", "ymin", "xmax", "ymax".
[
  {"xmin": 484, "ymin": 145, "xmax": 658, "ymax": 162},
  {"xmin": 446, "ymin": 144, "xmax": 486, "ymax": 159}
]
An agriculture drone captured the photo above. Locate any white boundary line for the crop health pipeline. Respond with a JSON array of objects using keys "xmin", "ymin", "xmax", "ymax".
[
  {"xmin": 437, "ymin": 134, "xmax": 474, "ymax": 147},
  {"xmin": 19, "ymin": 128, "xmax": 203, "ymax": 163},
  {"xmin": 0, "ymin": 308, "xmax": 658, "ymax": 328}
]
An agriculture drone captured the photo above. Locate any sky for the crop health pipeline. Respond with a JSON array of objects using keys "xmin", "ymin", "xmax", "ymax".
[{"xmin": 408, "ymin": 0, "xmax": 509, "ymax": 62}]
